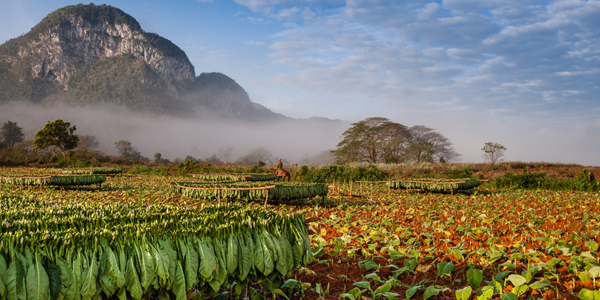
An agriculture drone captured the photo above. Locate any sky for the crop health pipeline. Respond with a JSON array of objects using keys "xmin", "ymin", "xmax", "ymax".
[{"xmin": 1, "ymin": 0, "xmax": 599, "ymax": 165}]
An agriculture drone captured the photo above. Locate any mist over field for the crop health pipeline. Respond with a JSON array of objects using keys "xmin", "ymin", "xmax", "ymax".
[{"xmin": 0, "ymin": 102, "xmax": 348, "ymax": 164}]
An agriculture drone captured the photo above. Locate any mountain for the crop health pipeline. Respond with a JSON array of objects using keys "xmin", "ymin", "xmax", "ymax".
[{"xmin": 0, "ymin": 3, "xmax": 288, "ymax": 121}]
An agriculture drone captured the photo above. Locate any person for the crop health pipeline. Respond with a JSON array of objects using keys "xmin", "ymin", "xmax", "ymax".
[{"xmin": 275, "ymin": 158, "xmax": 283, "ymax": 170}]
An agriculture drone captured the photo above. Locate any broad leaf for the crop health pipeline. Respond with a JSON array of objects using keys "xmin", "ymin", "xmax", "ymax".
[
  {"xmin": 507, "ymin": 274, "xmax": 526, "ymax": 287},
  {"xmin": 172, "ymin": 261, "xmax": 186, "ymax": 300},
  {"xmin": 26, "ymin": 254, "xmax": 50, "ymax": 300},
  {"xmin": 455, "ymin": 286, "xmax": 472, "ymax": 300},
  {"xmin": 578, "ymin": 288, "xmax": 600, "ymax": 300},
  {"xmin": 423, "ymin": 286, "xmax": 440, "ymax": 299},
  {"xmin": 501, "ymin": 292, "xmax": 518, "ymax": 300},
  {"xmin": 405, "ymin": 285, "xmax": 420, "ymax": 298},
  {"xmin": 125, "ymin": 256, "xmax": 143, "ymax": 300},
  {"xmin": 467, "ymin": 268, "xmax": 483, "ymax": 289},
  {"xmin": 476, "ymin": 286, "xmax": 494, "ymax": 300}
]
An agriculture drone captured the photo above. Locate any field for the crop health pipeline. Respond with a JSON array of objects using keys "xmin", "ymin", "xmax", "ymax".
[{"xmin": 0, "ymin": 166, "xmax": 599, "ymax": 300}]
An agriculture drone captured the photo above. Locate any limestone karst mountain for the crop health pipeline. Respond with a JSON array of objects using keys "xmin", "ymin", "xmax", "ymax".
[{"xmin": 0, "ymin": 3, "xmax": 287, "ymax": 121}]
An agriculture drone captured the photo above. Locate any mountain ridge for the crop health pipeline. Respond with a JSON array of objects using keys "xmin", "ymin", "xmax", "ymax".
[{"xmin": 0, "ymin": 3, "xmax": 314, "ymax": 122}]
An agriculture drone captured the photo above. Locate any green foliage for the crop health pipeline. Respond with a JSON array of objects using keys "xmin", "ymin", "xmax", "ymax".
[
  {"xmin": 0, "ymin": 121, "xmax": 24, "ymax": 149},
  {"xmin": 295, "ymin": 165, "xmax": 383, "ymax": 183},
  {"xmin": 173, "ymin": 181, "xmax": 328, "ymax": 202},
  {"xmin": 115, "ymin": 140, "xmax": 142, "ymax": 161},
  {"xmin": 33, "ymin": 119, "xmax": 79, "ymax": 159},
  {"xmin": 482, "ymin": 142, "xmax": 507, "ymax": 163},
  {"xmin": 443, "ymin": 167, "xmax": 473, "ymax": 179},
  {"xmin": 388, "ymin": 178, "xmax": 481, "ymax": 192},
  {"xmin": 128, "ymin": 165, "xmax": 169, "ymax": 176},
  {"xmin": 332, "ymin": 117, "xmax": 410, "ymax": 164},
  {"xmin": 491, "ymin": 169, "xmax": 600, "ymax": 191},
  {"xmin": 0, "ymin": 198, "xmax": 313, "ymax": 300}
]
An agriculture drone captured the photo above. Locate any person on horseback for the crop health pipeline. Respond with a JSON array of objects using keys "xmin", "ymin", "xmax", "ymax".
[{"xmin": 270, "ymin": 158, "xmax": 291, "ymax": 181}]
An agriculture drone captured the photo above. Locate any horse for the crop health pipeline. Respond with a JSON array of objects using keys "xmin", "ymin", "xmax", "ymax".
[{"xmin": 269, "ymin": 168, "xmax": 291, "ymax": 181}]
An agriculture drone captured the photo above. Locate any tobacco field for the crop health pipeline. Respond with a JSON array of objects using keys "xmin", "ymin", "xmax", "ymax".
[{"xmin": 0, "ymin": 167, "xmax": 599, "ymax": 300}]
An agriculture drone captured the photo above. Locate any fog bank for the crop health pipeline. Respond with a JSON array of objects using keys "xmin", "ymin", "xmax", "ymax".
[{"xmin": 0, "ymin": 102, "xmax": 348, "ymax": 164}]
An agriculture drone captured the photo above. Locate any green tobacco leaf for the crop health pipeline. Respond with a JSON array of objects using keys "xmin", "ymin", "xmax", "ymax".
[
  {"xmin": 137, "ymin": 245, "xmax": 155, "ymax": 290},
  {"xmin": 353, "ymin": 281, "xmax": 370, "ymax": 290},
  {"xmin": 405, "ymin": 285, "xmax": 420, "ymax": 298},
  {"xmin": 495, "ymin": 270, "xmax": 511, "ymax": 281},
  {"xmin": 455, "ymin": 286, "xmax": 472, "ymax": 300},
  {"xmin": 404, "ymin": 258, "xmax": 418, "ymax": 272},
  {"xmin": 578, "ymin": 288, "xmax": 600, "ymax": 300},
  {"xmin": 172, "ymin": 261, "xmax": 186, "ymax": 300},
  {"xmin": 374, "ymin": 279, "xmax": 393, "ymax": 295},
  {"xmin": 589, "ymin": 266, "xmax": 600, "ymax": 279},
  {"xmin": 529, "ymin": 280, "xmax": 550, "ymax": 290},
  {"xmin": 507, "ymin": 274, "xmax": 527, "ymax": 287},
  {"xmin": 452, "ymin": 249, "xmax": 464, "ymax": 260},
  {"xmin": 423, "ymin": 286, "xmax": 440, "ymax": 300},
  {"xmin": 467, "ymin": 268, "xmax": 483, "ymax": 289},
  {"xmin": 0, "ymin": 277, "xmax": 5, "ymax": 299},
  {"xmin": 26, "ymin": 254, "xmax": 50, "ymax": 300},
  {"xmin": 238, "ymin": 235, "xmax": 252, "ymax": 282},
  {"xmin": 587, "ymin": 241, "xmax": 599, "ymax": 252},
  {"xmin": 198, "ymin": 239, "xmax": 216, "ymax": 280},
  {"xmin": 579, "ymin": 272, "xmax": 593, "ymax": 283},
  {"xmin": 184, "ymin": 243, "xmax": 199, "ymax": 292},
  {"xmin": 501, "ymin": 292, "xmax": 518, "ymax": 300},
  {"xmin": 2, "ymin": 259, "xmax": 20, "ymax": 300},
  {"xmin": 437, "ymin": 261, "xmax": 454, "ymax": 277},
  {"xmin": 476, "ymin": 286, "xmax": 494, "ymax": 300},
  {"xmin": 226, "ymin": 234, "xmax": 239, "ymax": 275},
  {"xmin": 272, "ymin": 288, "xmax": 290, "ymax": 300},
  {"xmin": 512, "ymin": 285, "xmax": 528, "ymax": 296},
  {"xmin": 80, "ymin": 252, "xmax": 98, "ymax": 300},
  {"xmin": 105, "ymin": 247, "xmax": 126, "ymax": 289},
  {"xmin": 388, "ymin": 249, "xmax": 403, "ymax": 260},
  {"xmin": 125, "ymin": 256, "xmax": 143, "ymax": 300}
]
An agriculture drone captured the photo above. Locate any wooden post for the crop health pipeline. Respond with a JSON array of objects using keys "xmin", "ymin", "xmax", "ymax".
[
  {"xmin": 350, "ymin": 181, "xmax": 353, "ymax": 196},
  {"xmin": 264, "ymin": 188, "xmax": 269, "ymax": 207},
  {"xmin": 360, "ymin": 182, "xmax": 363, "ymax": 196},
  {"xmin": 450, "ymin": 185, "xmax": 454, "ymax": 196}
]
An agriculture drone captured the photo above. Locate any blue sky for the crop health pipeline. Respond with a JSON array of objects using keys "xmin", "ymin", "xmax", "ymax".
[{"xmin": 1, "ymin": 0, "xmax": 599, "ymax": 165}]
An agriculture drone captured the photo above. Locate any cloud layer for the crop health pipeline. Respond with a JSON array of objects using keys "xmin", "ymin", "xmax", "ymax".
[{"xmin": 232, "ymin": 0, "xmax": 600, "ymax": 165}]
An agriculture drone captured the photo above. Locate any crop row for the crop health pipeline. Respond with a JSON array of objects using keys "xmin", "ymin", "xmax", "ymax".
[
  {"xmin": 0, "ymin": 175, "xmax": 106, "ymax": 187},
  {"xmin": 172, "ymin": 181, "xmax": 329, "ymax": 201},
  {"xmin": 0, "ymin": 196, "xmax": 313, "ymax": 300},
  {"xmin": 387, "ymin": 178, "xmax": 481, "ymax": 192},
  {"xmin": 189, "ymin": 173, "xmax": 277, "ymax": 182}
]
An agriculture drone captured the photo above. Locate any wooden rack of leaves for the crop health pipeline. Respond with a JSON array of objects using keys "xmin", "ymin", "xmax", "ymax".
[
  {"xmin": 172, "ymin": 181, "xmax": 328, "ymax": 202},
  {"xmin": 64, "ymin": 168, "xmax": 123, "ymax": 176},
  {"xmin": 387, "ymin": 178, "xmax": 481, "ymax": 194},
  {"xmin": 189, "ymin": 173, "xmax": 277, "ymax": 182},
  {"xmin": 0, "ymin": 196, "xmax": 313, "ymax": 300},
  {"xmin": 0, "ymin": 174, "xmax": 106, "ymax": 188}
]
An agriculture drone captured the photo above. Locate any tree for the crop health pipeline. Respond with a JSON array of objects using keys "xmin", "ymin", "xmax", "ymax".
[
  {"xmin": 115, "ymin": 140, "xmax": 142, "ymax": 160},
  {"xmin": 205, "ymin": 154, "xmax": 224, "ymax": 165},
  {"xmin": 154, "ymin": 152, "xmax": 169, "ymax": 164},
  {"xmin": 218, "ymin": 147, "xmax": 233, "ymax": 165},
  {"xmin": 33, "ymin": 119, "xmax": 79, "ymax": 159},
  {"xmin": 405, "ymin": 125, "xmax": 461, "ymax": 163},
  {"xmin": 332, "ymin": 117, "xmax": 411, "ymax": 164},
  {"xmin": 482, "ymin": 142, "xmax": 506, "ymax": 163},
  {"xmin": 78, "ymin": 135, "xmax": 99, "ymax": 149},
  {"xmin": 236, "ymin": 147, "xmax": 274, "ymax": 165},
  {"xmin": 1, "ymin": 120, "xmax": 25, "ymax": 149}
]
